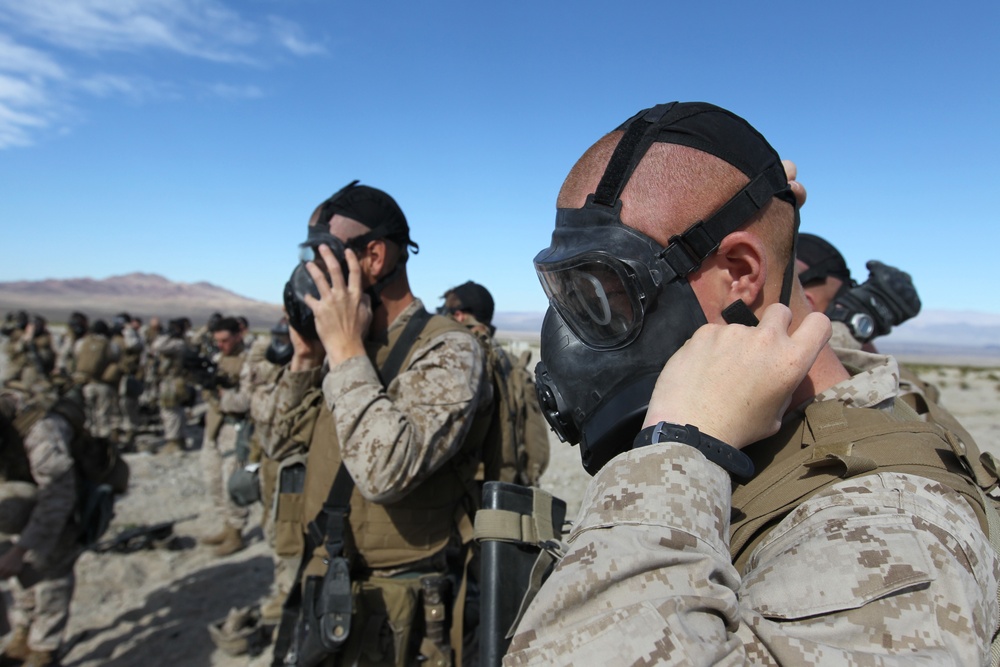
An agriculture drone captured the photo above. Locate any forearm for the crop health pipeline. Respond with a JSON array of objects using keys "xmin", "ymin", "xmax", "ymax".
[
  {"xmin": 506, "ymin": 444, "xmax": 743, "ymax": 666},
  {"xmin": 325, "ymin": 332, "xmax": 484, "ymax": 502}
]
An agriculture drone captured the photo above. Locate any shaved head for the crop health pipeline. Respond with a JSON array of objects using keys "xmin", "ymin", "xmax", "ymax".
[{"xmin": 557, "ymin": 131, "xmax": 793, "ymax": 262}]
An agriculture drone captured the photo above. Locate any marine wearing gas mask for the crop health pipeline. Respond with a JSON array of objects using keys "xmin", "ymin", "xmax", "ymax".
[
  {"xmin": 532, "ymin": 102, "xmax": 797, "ymax": 474},
  {"xmin": 283, "ymin": 180, "xmax": 419, "ymax": 341}
]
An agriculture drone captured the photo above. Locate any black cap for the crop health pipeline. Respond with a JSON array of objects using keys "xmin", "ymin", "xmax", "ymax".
[
  {"xmin": 797, "ymin": 233, "xmax": 852, "ymax": 285},
  {"xmin": 311, "ymin": 180, "xmax": 418, "ymax": 253},
  {"xmin": 449, "ymin": 281, "xmax": 495, "ymax": 325}
]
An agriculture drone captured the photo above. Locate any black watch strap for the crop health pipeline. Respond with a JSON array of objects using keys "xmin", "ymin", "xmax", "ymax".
[{"xmin": 633, "ymin": 422, "xmax": 755, "ymax": 479}]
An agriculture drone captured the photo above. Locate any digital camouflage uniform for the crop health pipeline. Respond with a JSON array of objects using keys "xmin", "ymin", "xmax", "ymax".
[
  {"xmin": 150, "ymin": 334, "xmax": 190, "ymax": 446},
  {"xmin": 240, "ymin": 336, "xmax": 288, "ymax": 617},
  {"xmin": 112, "ymin": 326, "xmax": 144, "ymax": 442},
  {"xmin": 505, "ymin": 350, "xmax": 1000, "ymax": 666},
  {"xmin": 1, "ymin": 396, "xmax": 81, "ymax": 658},
  {"xmin": 201, "ymin": 341, "xmax": 250, "ymax": 536},
  {"xmin": 261, "ymin": 299, "xmax": 491, "ymax": 666},
  {"xmin": 72, "ymin": 333, "xmax": 121, "ymax": 440}
]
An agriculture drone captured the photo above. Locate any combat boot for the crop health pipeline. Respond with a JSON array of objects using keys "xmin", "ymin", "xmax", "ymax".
[
  {"xmin": 2, "ymin": 625, "xmax": 29, "ymax": 662},
  {"xmin": 21, "ymin": 649, "xmax": 54, "ymax": 667},
  {"xmin": 213, "ymin": 526, "xmax": 245, "ymax": 558}
]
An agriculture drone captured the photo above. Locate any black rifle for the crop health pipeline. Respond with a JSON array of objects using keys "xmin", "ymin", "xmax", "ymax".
[{"xmin": 91, "ymin": 514, "xmax": 198, "ymax": 553}]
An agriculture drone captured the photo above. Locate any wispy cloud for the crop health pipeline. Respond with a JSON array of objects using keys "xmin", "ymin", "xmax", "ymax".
[
  {"xmin": 0, "ymin": 0, "xmax": 325, "ymax": 148},
  {"xmin": 204, "ymin": 83, "xmax": 265, "ymax": 100},
  {"xmin": 269, "ymin": 16, "xmax": 327, "ymax": 57}
]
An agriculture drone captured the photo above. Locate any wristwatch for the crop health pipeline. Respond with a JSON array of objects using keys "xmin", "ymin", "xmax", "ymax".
[
  {"xmin": 633, "ymin": 422, "xmax": 755, "ymax": 479},
  {"xmin": 826, "ymin": 303, "xmax": 875, "ymax": 343}
]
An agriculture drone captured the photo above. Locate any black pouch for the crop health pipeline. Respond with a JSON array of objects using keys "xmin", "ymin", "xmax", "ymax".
[{"xmin": 293, "ymin": 556, "xmax": 353, "ymax": 667}]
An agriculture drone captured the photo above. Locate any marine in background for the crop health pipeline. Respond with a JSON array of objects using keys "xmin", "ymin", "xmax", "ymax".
[
  {"xmin": 795, "ymin": 232, "xmax": 943, "ymax": 409},
  {"xmin": 150, "ymin": 318, "xmax": 193, "ymax": 453},
  {"xmin": 71, "ymin": 320, "xmax": 121, "ymax": 441},
  {"xmin": 110, "ymin": 313, "xmax": 144, "ymax": 450},
  {"xmin": 53, "ymin": 312, "xmax": 88, "ymax": 379},
  {"xmin": 439, "ymin": 281, "xmax": 550, "ymax": 487},
  {"xmin": 198, "ymin": 317, "xmax": 251, "ymax": 558},
  {"xmin": 0, "ymin": 386, "xmax": 83, "ymax": 667}
]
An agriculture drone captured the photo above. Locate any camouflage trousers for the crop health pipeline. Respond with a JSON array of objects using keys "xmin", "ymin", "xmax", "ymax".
[
  {"xmin": 201, "ymin": 420, "xmax": 249, "ymax": 531},
  {"xmin": 1, "ymin": 483, "xmax": 81, "ymax": 653},
  {"xmin": 118, "ymin": 375, "xmax": 142, "ymax": 437},
  {"xmin": 159, "ymin": 405, "xmax": 186, "ymax": 441},
  {"xmin": 82, "ymin": 381, "xmax": 119, "ymax": 439}
]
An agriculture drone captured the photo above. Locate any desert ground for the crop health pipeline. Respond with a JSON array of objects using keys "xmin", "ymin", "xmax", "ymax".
[{"xmin": 2, "ymin": 349, "xmax": 999, "ymax": 666}]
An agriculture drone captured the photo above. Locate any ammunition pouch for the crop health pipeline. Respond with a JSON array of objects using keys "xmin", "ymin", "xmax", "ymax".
[
  {"xmin": 275, "ymin": 456, "xmax": 307, "ymax": 558},
  {"xmin": 293, "ymin": 557, "xmax": 353, "ymax": 667}
]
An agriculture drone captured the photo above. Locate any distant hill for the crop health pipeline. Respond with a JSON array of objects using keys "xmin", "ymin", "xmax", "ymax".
[
  {"xmin": 3, "ymin": 275, "xmax": 997, "ymax": 362},
  {"xmin": 0, "ymin": 273, "xmax": 283, "ymax": 329}
]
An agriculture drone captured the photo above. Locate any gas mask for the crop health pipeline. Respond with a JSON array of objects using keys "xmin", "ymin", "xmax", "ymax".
[
  {"xmin": 534, "ymin": 102, "xmax": 798, "ymax": 475},
  {"xmin": 284, "ymin": 181, "xmax": 417, "ymax": 340},
  {"xmin": 266, "ymin": 319, "xmax": 294, "ymax": 366}
]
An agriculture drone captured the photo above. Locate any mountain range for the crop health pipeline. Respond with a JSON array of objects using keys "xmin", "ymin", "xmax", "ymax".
[{"xmin": 1, "ymin": 275, "xmax": 998, "ymax": 363}]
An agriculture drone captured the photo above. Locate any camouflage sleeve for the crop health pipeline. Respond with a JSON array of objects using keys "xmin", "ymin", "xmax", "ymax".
[
  {"xmin": 218, "ymin": 360, "xmax": 252, "ymax": 415},
  {"xmin": 505, "ymin": 445, "xmax": 1000, "ymax": 666},
  {"xmin": 121, "ymin": 327, "xmax": 143, "ymax": 353},
  {"xmin": 829, "ymin": 320, "xmax": 863, "ymax": 350},
  {"xmin": 54, "ymin": 336, "xmax": 74, "ymax": 374},
  {"xmin": 255, "ymin": 365, "xmax": 324, "ymax": 459},
  {"xmin": 17, "ymin": 415, "xmax": 77, "ymax": 559},
  {"xmin": 323, "ymin": 330, "xmax": 486, "ymax": 503}
]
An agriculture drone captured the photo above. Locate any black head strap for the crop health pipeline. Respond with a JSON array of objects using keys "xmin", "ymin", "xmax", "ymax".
[{"xmin": 589, "ymin": 102, "xmax": 798, "ymax": 306}]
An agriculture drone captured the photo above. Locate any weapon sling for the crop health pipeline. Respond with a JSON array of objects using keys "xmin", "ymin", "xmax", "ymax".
[{"xmin": 273, "ymin": 308, "xmax": 433, "ymax": 666}]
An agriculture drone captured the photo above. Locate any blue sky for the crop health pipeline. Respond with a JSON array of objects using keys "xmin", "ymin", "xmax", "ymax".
[{"xmin": 1, "ymin": 0, "xmax": 998, "ymax": 317}]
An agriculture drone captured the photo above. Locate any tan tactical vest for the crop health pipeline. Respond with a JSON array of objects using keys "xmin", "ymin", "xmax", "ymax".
[
  {"xmin": 729, "ymin": 397, "xmax": 998, "ymax": 574},
  {"xmin": 112, "ymin": 333, "xmax": 142, "ymax": 375},
  {"xmin": 72, "ymin": 334, "xmax": 112, "ymax": 384},
  {"xmin": 300, "ymin": 314, "xmax": 491, "ymax": 577}
]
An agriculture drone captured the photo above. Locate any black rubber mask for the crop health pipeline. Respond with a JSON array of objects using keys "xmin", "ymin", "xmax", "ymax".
[{"xmin": 534, "ymin": 102, "xmax": 797, "ymax": 475}]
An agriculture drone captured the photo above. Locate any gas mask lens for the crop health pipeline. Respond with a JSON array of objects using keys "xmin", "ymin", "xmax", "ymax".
[{"xmin": 536, "ymin": 255, "xmax": 643, "ymax": 349}]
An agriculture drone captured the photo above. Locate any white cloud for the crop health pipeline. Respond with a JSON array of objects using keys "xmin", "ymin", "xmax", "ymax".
[
  {"xmin": 269, "ymin": 16, "xmax": 327, "ymax": 57},
  {"xmin": 0, "ymin": 0, "xmax": 326, "ymax": 149},
  {"xmin": 0, "ymin": 0, "xmax": 259, "ymax": 63},
  {"xmin": 205, "ymin": 83, "xmax": 265, "ymax": 100}
]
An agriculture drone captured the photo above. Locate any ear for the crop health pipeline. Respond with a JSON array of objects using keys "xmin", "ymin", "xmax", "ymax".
[
  {"xmin": 714, "ymin": 230, "xmax": 767, "ymax": 311},
  {"xmin": 360, "ymin": 239, "xmax": 389, "ymax": 278}
]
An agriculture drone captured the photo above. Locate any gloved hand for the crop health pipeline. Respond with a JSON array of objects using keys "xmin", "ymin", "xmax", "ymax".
[{"xmin": 827, "ymin": 260, "xmax": 921, "ymax": 343}]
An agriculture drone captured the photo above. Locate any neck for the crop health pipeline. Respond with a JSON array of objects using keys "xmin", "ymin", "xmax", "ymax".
[
  {"xmin": 783, "ymin": 290, "xmax": 851, "ymax": 412},
  {"xmin": 370, "ymin": 272, "xmax": 415, "ymax": 335}
]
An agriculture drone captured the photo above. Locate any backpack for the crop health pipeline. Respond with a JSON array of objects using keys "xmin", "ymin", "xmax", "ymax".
[
  {"xmin": 475, "ymin": 335, "xmax": 550, "ymax": 487},
  {"xmin": 12, "ymin": 390, "xmax": 129, "ymax": 546}
]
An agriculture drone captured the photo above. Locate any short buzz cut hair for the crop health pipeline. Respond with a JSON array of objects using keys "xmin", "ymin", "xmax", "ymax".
[{"xmin": 211, "ymin": 316, "xmax": 241, "ymax": 335}]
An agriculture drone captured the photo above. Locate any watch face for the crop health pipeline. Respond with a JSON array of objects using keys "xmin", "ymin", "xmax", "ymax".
[{"xmin": 851, "ymin": 313, "xmax": 875, "ymax": 340}]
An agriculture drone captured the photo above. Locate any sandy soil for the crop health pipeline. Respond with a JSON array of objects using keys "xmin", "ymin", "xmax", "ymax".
[{"xmin": 2, "ymin": 359, "xmax": 998, "ymax": 666}]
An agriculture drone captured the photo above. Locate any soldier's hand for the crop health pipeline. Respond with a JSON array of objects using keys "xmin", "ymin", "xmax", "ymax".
[
  {"xmin": 288, "ymin": 319, "xmax": 325, "ymax": 372},
  {"xmin": 643, "ymin": 304, "xmax": 831, "ymax": 450},
  {"xmin": 0, "ymin": 544, "xmax": 26, "ymax": 579},
  {"xmin": 782, "ymin": 159, "xmax": 807, "ymax": 208},
  {"xmin": 827, "ymin": 260, "xmax": 921, "ymax": 343},
  {"xmin": 304, "ymin": 245, "xmax": 371, "ymax": 366}
]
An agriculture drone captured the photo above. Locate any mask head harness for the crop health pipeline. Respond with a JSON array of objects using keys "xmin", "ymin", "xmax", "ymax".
[
  {"xmin": 796, "ymin": 232, "xmax": 855, "ymax": 300},
  {"xmin": 284, "ymin": 181, "xmax": 419, "ymax": 340},
  {"xmin": 533, "ymin": 102, "xmax": 799, "ymax": 474}
]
